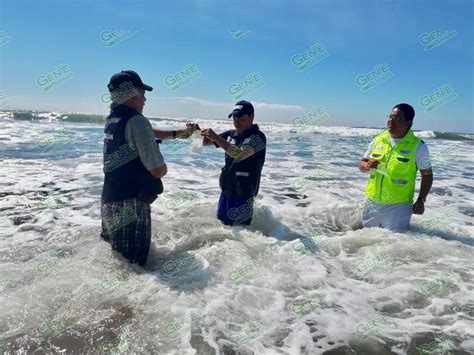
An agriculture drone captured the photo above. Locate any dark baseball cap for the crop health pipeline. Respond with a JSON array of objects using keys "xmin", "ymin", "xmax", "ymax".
[
  {"xmin": 228, "ymin": 100, "xmax": 254, "ymax": 118},
  {"xmin": 107, "ymin": 70, "xmax": 153, "ymax": 92}
]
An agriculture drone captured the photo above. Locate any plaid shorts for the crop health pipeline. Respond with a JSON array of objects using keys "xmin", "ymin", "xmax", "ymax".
[{"xmin": 100, "ymin": 198, "xmax": 151, "ymax": 266}]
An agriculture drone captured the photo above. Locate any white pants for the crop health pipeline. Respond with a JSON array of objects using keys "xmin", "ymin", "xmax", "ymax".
[{"xmin": 361, "ymin": 199, "xmax": 413, "ymax": 232}]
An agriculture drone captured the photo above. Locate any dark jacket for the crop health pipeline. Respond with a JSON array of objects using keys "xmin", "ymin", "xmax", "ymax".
[{"xmin": 218, "ymin": 124, "xmax": 266, "ymax": 198}]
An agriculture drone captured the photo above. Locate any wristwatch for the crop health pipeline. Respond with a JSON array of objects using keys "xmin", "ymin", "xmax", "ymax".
[{"xmin": 417, "ymin": 197, "xmax": 426, "ymax": 203}]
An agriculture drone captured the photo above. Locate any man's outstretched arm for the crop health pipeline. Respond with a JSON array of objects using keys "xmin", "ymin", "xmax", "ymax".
[
  {"xmin": 202, "ymin": 129, "xmax": 232, "ymax": 150},
  {"xmin": 153, "ymin": 123, "xmax": 200, "ymax": 140},
  {"xmin": 202, "ymin": 136, "xmax": 217, "ymax": 146},
  {"xmin": 201, "ymin": 128, "xmax": 256, "ymax": 161}
]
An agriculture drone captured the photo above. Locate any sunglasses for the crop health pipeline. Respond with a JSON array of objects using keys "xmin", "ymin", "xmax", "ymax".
[{"xmin": 386, "ymin": 114, "xmax": 404, "ymax": 122}]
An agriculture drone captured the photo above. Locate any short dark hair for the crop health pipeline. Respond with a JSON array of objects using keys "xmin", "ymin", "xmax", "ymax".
[{"xmin": 393, "ymin": 103, "xmax": 415, "ymax": 122}]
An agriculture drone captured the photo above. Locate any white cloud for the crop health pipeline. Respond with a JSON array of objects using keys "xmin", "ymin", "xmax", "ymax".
[
  {"xmin": 145, "ymin": 96, "xmax": 307, "ymax": 122},
  {"xmin": 253, "ymin": 102, "xmax": 304, "ymax": 112},
  {"xmin": 147, "ymin": 96, "xmax": 306, "ymax": 122},
  {"xmin": 164, "ymin": 96, "xmax": 229, "ymax": 108},
  {"xmin": 152, "ymin": 96, "xmax": 305, "ymax": 111}
]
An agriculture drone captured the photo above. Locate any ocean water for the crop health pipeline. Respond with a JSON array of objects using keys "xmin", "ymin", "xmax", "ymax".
[{"xmin": 0, "ymin": 115, "xmax": 473, "ymax": 355}]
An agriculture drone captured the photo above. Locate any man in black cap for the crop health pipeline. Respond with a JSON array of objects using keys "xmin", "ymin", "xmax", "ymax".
[
  {"xmin": 201, "ymin": 100, "xmax": 266, "ymax": 226},
  {"xmin": 101, "ymin": 70, "xmax": 198, "ymax": 266}
]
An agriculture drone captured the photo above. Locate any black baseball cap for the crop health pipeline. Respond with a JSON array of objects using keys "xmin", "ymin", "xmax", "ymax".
[
  {"xmin": 228, "ymin": 100, "xmax": 254, "ymax": 118},
  {"xmin": 107, "ymin": 70, "xmax": 153, "ymax": 92}
]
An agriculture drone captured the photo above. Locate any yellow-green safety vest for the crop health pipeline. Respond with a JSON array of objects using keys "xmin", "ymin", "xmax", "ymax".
[{"xmin": 365, "ymin": 129, "xmax": 421, "ymax": 204}]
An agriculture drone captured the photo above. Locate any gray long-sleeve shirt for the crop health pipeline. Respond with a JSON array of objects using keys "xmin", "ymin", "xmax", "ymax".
[{"xmin": 124, "ymin": 114, "xmax": 165, "ymax": 170}]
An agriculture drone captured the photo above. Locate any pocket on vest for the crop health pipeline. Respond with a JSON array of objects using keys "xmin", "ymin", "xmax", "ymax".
[{"xmin": 391, "ymin": 156, "xmax": 412, "ymax": 174}]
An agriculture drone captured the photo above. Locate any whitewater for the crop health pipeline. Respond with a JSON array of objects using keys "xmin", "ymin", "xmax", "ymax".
[{"xmin": 0, "ymin": 114, "xmax": 473, "ymax": 354}]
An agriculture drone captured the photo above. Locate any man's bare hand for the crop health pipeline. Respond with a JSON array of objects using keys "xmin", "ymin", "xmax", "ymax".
[
  {"xmin": 366, "ymin": 160, "xmax": 380, "ymax": 169},
  {"xmin": 412, "ymin": 200, "xmax": 425, "ymax": 215},
  {"xmin": 186, "ymin": 123, "xmax": 200, "ymax": 131},
  {"xmin": 201, "ymin": 128, "xmax": 219, "ymax": 142},
  {"xmin": 359, "ymin": 159, "xmax": 381, "ymax": 173},
  {"xmin": 179, "ymin": 123, "xmax": 200, "ymax": 138}
]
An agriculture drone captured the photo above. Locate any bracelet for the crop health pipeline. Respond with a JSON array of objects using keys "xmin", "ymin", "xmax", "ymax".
[{"xmin": 172, "ymin": 130, "xmax": 177, "ymax": 138}]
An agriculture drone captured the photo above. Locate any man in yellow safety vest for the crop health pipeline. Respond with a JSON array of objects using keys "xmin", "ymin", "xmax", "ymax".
[{"xmin": 358, "ymin": 103, "xmax": 433, "ymax": 232}]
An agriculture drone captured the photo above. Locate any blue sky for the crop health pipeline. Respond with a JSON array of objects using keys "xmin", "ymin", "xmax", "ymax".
[{"xmin": 0, "ymin": 0, "xmax": 472, "ymax": 133}]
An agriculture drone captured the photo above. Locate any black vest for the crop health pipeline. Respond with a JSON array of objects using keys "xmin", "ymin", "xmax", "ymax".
[
  {"xmin": 101, "ymin": 105, "xmax": 162, "ymax": 203},
  {"xmin": 219, "ymin": 125, "xmax": 266, "ymax": 198}
]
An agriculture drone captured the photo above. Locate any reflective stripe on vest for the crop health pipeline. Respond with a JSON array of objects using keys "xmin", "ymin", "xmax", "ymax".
[{"xmin": 365, "ymin": 129, "xmax": 421, "ymax": 204}]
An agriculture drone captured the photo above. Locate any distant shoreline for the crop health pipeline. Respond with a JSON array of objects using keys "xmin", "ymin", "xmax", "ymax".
[{"xmin": 0, "ymin": 109, "xmax": 473, "ymax": 136}]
